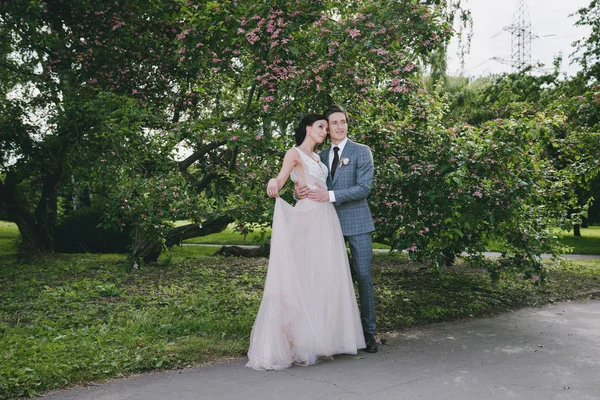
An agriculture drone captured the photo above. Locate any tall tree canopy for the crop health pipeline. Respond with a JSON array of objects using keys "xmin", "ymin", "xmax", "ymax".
[{"xmin": 1, "ymin": 1, "xmax": 458, "ymax": 261}]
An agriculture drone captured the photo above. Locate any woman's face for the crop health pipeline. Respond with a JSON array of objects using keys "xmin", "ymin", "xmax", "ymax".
[{"xmin": 307, "ymin": 119, "xmax": 328, "ymax": 144}]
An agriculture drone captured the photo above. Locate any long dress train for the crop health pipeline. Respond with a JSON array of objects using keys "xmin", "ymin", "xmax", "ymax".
[{"xmin": 246, "ymin": 148, "xmax": 365, "ymax": 370}]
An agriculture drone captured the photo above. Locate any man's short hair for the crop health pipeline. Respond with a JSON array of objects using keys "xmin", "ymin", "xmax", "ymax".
[{"xmin": 324, "ymin": 104, "xmax": 349, "ymax": 122}]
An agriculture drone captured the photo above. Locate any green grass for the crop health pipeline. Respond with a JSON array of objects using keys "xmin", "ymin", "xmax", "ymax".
[
  {"xmin": 2, "ymin": 222, "xmax": 597, "ymax": 253},
  {"xmin": 555, "ymin": 226, "xmax": 600, "ymax": 255},
  {"xmin": 0, "ymin": 221, "xmax": 599, "ymax": 398},
  {"xmin": 182, "ymin": 225, "xmax": 269, "ymax": 245},
  {"xmin": 182, "ymin": 224, "xmax": 391, "ymax": 249},
  {"xmin": 0, "ymin": 248, "xmax": 255, "ymax": 398},
  {"xmin": 478, "ymin": 226, "xmax": 600, "ymax": 255},
  {"xmin": 181, "ymin": 223, "xmax": 599, "ymax": 253},
  {"xmin": 1, "ymin": 240, "xmax": 600, "ymax": 398},
  {"xmin": 0, "ymin": 221, "xmax": 18, "ymax": 255}
]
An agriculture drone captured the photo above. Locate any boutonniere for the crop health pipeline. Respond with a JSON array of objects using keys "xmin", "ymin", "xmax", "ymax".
[{"xmin": 340, "ymin": 158, "xmax": 350, "ymax": 166}]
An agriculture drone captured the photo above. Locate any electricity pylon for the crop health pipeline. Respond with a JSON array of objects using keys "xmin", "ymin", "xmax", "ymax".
[{"xmin": 492, "ymin": 0, "xmax": 538, "ymax": 72}]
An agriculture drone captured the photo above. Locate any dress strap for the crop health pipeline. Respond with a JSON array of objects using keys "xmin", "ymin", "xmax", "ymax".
[{"xmin": 294, "ymin": 147, "xmax": 316, "ymax": 163}]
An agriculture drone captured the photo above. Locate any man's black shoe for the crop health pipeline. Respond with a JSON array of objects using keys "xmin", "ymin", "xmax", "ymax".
[{"xmin": 364, "ymin": 333, "xmax": 379, "ymax": 353}]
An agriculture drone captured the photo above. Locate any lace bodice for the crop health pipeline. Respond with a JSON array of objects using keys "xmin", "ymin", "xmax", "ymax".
[{"xmin": 290, "ymin": 147, "xmax": 328, "ymax": 189}]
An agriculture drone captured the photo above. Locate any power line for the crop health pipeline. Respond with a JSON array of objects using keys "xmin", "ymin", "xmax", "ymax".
[{"xmin": 491, "ymin": 0, "xmax": 540, "ymax": 72}]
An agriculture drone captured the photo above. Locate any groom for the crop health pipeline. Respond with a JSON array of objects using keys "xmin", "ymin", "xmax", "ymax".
[{"xmin": 298, "ymin": 104, "xmax": 377, "ymax": 353}]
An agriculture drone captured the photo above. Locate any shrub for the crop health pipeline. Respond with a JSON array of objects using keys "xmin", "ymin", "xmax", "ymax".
[{"xmin": 54, "ymin": 207, "xmax": 130, "ymax": 253}]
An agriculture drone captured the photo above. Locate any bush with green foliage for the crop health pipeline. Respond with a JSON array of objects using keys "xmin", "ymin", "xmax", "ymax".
[{"xmin": 54, "ymin": 207, "xmax": 131, "ymax": 253}]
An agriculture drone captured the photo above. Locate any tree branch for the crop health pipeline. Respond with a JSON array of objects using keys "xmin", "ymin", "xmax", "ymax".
[
  {"xmin": 181, "ymin": 170, "xmax": 220, "ymax": 192},
  {"xmin": 165, "ymin": 216, "xmax": 234, "ymax": 247},
  {"xmin": 178, "ymin": 139, "xmax": 228, "ymax": 171},
  {"xmin": 228, "ymin": 145, "xmax": 239, "ymax": 171},
  {"xmin": 214, "ymin": 81, "xmax": 256, "ymax": 123},
  {"xmin": 244, "ymin": 81, "xmax": 257, "ymax": 115}
]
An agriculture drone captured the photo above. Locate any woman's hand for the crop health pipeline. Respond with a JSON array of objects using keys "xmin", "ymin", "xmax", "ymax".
[{"xmin": 266, "ymin": 178, "xmax": 279, "ymax": 198}]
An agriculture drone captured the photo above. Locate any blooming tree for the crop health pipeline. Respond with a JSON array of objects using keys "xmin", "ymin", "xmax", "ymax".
[{"xmin": 1, "ymin": 0, "xmax": 459, "ymax": 262}]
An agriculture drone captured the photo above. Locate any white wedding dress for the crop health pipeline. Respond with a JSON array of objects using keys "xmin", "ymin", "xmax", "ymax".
[{"xmin": 246, "ymin": 148, "xmax": 365, "ymax": 370}]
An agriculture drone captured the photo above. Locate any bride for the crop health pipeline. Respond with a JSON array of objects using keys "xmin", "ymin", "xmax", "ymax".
[{"xmin": 246, "ymin": 114, "xmax": 365, "ymax": 370}]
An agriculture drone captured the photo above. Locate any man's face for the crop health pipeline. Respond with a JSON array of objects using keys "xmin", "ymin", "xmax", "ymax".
[{"xmin": 327, "ymin": 112, "xmax": 348, "ymax": 144}]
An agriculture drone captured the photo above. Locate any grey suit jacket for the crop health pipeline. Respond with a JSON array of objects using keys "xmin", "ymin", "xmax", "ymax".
[{"xmin": 319, "ymin": 140, "xmax": 375, "ymax": 236}]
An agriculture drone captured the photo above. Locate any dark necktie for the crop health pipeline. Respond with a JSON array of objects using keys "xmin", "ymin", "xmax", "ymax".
[{"xmin": 331, "ymin": 146, "xmax": 340, "ymax": 178}]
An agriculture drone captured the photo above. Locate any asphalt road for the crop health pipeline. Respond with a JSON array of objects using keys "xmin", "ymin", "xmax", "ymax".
[{"xmin": 41, "ymin": 299, "xmax": 600, "ymax": 400}]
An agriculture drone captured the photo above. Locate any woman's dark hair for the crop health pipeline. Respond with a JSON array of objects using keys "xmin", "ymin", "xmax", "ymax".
[{"xmin": 294, "ymin": 113, "xmax": 326, "ymax": 146}]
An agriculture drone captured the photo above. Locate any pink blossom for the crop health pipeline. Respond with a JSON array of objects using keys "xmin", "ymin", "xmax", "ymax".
[
  {"xmin": 531, "ymin": 275, "xmax": 540, "ymax": 282},
  {"xmin": 347, "ymin": 28, "xmax": 361, "ymax": 39},
  {"xmin": 246, "ymin": 31, "xmax": 260, "ymax": 44},
  {"xmin": 404, "ymin": 243, "xmax": 417, "ymax": 252},
  {"xmin": 230, "ymin": 136, "xmax": 238, "ymax": 141},
  {"xmin": 403, "ymin": 63, "xmax": 415, "ymax": 72},
  {"xmin": 389, "ymin": 85, "xmax": 409, "ymax": 93}
]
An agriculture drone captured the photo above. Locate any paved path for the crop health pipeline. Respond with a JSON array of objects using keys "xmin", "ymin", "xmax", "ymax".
[{"xmin": 41, "ymin": 300, "xmax": 600, "ymax": 400}]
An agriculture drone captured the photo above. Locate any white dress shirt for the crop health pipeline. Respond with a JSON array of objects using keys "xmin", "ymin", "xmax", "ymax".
[{"xmin": 328, "ymin": 137, "xmax": 348, "ymax": 202}]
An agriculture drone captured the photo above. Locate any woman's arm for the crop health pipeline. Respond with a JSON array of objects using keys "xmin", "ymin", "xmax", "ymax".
[{"xmin": 266, "ymin": 149, "xmax": 300, "ymax": 198}]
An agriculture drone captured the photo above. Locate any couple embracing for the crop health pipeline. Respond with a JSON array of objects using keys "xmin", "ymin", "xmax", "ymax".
[{"xmin": 247, "ymin": 104, "xmax": 377, "ymax": 371}]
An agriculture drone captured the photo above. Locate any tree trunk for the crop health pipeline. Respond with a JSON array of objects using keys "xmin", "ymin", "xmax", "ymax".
[
  {"xmin": 0, "ymin": 173, "xmax": 59, "ymax": 254},
  {"xmin": 214, "ymin": 244, "xmax": 270, "ymax": 257},
  {"xmin": 33, "ymin": 174, "xmax": 60, "ymax": 251},
  {"xmin": 132, "ymin": 215, "xmax": 234, "ymax": 263},
  {"xmin": 573, "ymin": 224, "xmax": 581, "ymax": 237},
  {"xmin": 442, "ymin": 248, "xmax": 456, "ymax": 267},
  {"xmin": 581, "ymin": 216, "xmax": 589, "ymax": 229}
]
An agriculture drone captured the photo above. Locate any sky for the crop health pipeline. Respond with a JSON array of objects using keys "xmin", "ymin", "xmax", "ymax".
[{"xmin": 446, "ymin": 0, "xmax": 592, "ymax": 78}]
